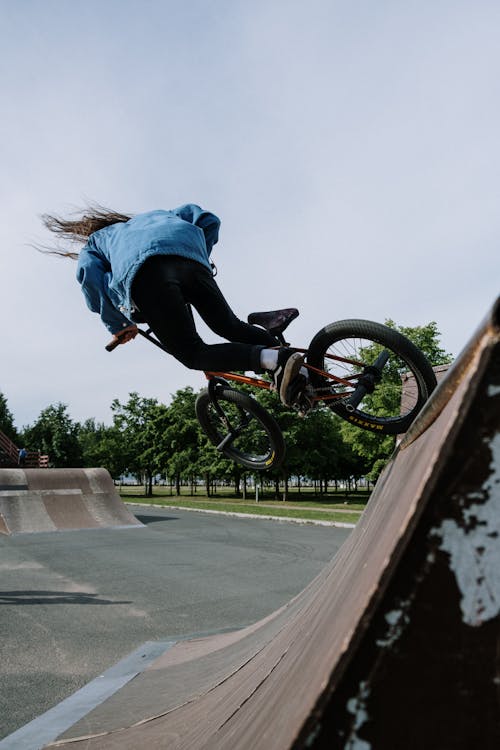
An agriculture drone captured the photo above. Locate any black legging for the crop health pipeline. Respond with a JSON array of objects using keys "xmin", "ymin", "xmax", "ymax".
[{"xmin": 132, "ymin": 255, "xmax": 277, "ymax": 371}]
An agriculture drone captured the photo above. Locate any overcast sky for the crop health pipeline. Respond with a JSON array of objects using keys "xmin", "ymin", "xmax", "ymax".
[{"xmin": 1, "ymin": 0, "xmax": 499, "ymax": 430}]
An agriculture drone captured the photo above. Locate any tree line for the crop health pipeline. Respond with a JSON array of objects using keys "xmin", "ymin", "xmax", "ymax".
[{"xmin": 1, "ymin": 321, "xmax": 452, "ymax": 496}]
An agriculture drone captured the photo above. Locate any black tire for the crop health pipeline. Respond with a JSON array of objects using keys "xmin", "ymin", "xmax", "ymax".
[
  {"xmin": 306, "ymin": 319, "xmax": 437, "ymax": 434},
  {"xmin": 195, "ymin": 386, "xmax": 285, "ymax": 470}
]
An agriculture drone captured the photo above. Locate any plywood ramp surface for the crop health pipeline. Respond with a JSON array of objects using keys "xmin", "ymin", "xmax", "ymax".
[{"xmin": 46, "ymin": 299, "xmax": 500, "ymax": 749}]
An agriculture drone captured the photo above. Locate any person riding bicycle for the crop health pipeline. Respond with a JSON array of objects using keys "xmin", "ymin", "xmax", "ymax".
[{"xmin": 42, "ymin": 203, "xmax": 305, "ymax": 406}]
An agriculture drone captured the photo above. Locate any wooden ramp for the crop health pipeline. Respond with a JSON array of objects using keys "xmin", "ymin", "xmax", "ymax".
[
  {"xmin": 44, "ymin": 299, "xmax": 499, "ymax": 749},
  {"xmin": 0, "ymin": 468, "xmax": 142, "ymax": 534}
]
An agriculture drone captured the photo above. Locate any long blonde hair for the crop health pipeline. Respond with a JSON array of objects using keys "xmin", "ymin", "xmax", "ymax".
[{"xmin": 40, "ymin": 204, "xmax": 131, "ymax": 258}]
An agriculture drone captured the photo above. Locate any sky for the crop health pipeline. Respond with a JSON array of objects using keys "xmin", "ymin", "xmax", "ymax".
[{"xmin": 1, "ymin": 0, "xmax": 499, "ymax": 430}]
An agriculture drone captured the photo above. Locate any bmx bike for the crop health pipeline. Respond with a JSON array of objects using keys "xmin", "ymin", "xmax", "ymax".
[{"xmin": 112, "ymin": 307, "xmax": 437, "ymax": 472}]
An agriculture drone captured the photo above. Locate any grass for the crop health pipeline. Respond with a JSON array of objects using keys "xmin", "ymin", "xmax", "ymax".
[{"xmin": 120, "ymin": 486, "xmax": 368, "ymax": 526}]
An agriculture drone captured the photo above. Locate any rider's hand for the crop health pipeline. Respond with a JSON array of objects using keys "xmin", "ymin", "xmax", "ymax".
[{"xmin": 113, "ymin": 325, "xmax": 139, "ymax": 345}]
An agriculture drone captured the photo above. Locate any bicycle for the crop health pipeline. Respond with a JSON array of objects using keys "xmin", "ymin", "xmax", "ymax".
[{"xmin": 108, "ymin": 308, "xmax": 437, "ymax": 471}]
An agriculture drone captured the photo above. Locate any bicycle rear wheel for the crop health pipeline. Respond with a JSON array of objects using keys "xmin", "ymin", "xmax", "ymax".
[
  {"xmin": 195, "ymin": 386, "xmax": 285, "ymax": 470},
  {"xmin": 306, "ymin": 320, "xmax": 437, "ymax": 434}
]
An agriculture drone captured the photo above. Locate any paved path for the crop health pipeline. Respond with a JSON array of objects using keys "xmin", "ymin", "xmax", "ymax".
[{"xmin": 0, "ymin": 506, "xmax": 350, "ymax": 740}]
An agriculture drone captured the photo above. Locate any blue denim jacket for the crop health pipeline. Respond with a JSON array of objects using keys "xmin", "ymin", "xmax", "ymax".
[{"xmin": 76, "ymin": 204, "xmax": 220, "ymax": 334}]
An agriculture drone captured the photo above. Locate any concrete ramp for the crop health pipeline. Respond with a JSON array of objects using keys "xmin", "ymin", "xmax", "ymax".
[
  {"xmin": 0, "ymin": 468, "xmax": 142, "ymax": 534},
  {"xmin": 39, "ymin": 298, "xmax": 500, "ymax": 748}
]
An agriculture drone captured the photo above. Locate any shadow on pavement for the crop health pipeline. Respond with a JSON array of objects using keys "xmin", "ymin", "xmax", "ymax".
[
  {"xmin": 0, "ymin": 591, "xmax": 131, "ymax": 606},
  {"xmin": 133, "ymin": 514, "xmax": 179, "ymax": 525}
]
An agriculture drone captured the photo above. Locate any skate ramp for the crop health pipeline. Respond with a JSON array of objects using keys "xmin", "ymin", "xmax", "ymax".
[
  {"xmin": 28, "ymin": 298, "xmax": 500, "ymax": 748},
  {"xmin": 0, "ymin": 468, "xmax": 142, "ymax": 534}
]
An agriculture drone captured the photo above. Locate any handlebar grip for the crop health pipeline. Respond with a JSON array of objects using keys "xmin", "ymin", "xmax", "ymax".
[{"xmin": 105, "ymin": 338, "xmax": 121, "ymax": 352}]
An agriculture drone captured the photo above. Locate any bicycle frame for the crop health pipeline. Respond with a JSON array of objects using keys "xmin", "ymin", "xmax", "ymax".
[
  {"xmin": 204, "ymin": 353, "xmax": 366, "ymax": 405},
  {"xmin": 123, "ymin": 313, "xmax": 438, "ymax": 468},
  {"xmin": 136, "ymin": 327, "xmax": 369, "ymax": 405}
]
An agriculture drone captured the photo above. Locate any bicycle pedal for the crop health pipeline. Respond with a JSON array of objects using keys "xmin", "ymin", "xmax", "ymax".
[{"xmin": 292, "ymin": 393, "xmax": 313, "ymax": 418}]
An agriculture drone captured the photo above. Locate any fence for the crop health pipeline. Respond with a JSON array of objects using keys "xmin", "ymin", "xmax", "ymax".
[{"xmin": 0, "ymin": 430, "xmax": 49, "ymax": 468}]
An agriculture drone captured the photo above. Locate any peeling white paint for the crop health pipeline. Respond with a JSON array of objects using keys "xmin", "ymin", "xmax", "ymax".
[
  {"xmin": 344, "ymin": 681, "xmax": 372, "ymax": 750},
  {"xmin": 376, "ymin": 606, "xmax": 410, "ymax": 648},
  {"xmin": 435, "ymin": 432, "xmax": 500, "ymax": 627}
]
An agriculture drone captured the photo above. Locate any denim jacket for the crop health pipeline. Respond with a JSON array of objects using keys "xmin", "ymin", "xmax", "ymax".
[{"xmin": 76, "ymin": 204, "xmax": 220, "ymax": 334}]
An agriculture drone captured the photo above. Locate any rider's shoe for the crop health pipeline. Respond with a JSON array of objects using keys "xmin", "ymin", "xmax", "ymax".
[{"xmin": 271, "ymin": 349, "xmax": 305, "ymax": 406}]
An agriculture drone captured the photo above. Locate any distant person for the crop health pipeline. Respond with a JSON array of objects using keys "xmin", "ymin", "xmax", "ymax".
[
  {"xmin": 18, "ymin": 448, "xmax": 27, "ymax": 466},
  {"xmin": 41, "ymin": 204, "xmax": 305, "ymax": 406}
]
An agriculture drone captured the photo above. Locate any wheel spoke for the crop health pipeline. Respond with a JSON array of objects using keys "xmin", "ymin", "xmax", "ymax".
[
  {"xmin": 306, "ymin": 320, "xmax": 436, "ymax": 435},
  {"xmin": 196, "ymin": 387, "xmax": 285, "ymax": 469}
]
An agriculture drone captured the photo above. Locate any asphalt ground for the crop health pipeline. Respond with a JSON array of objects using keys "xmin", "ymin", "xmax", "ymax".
[{"xmin": 0, "ymin": 506, "xmax": 351, "ymax": 741}]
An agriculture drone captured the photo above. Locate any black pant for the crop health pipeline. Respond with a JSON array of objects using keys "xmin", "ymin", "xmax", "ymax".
[{"xmin": 132, "ymin": 255, "xmax": 276, "ymax": 371}]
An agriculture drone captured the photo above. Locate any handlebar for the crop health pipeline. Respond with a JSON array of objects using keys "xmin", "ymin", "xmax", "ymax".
[{"xmin": 106, "ymin": 327, "xmax": 171, "ymax": 354}]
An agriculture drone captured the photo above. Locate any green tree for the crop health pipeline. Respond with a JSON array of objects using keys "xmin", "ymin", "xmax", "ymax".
[
  {"xmin": 195, "ymin": 435, "xmax": 235, "ymax": 496},
  {"xmin": 77, "ymin": 418, "xmax": 129, "ymax": 478},
  {"xmin": 110, "ymin": 392, "xmax": 161, "ymax": 494},
  {"xmin": 334, "ymin": 432, "xmax": 371, "ymax": 491},
  {"xmin": 21, "ymin": 403, "xmax": 82, "ymax": 467},
  {"xmin": 386, "ymin": 320, "xmax": 453, "ymax": 366},
  {"xmin": 149, "ymin": 388, "xmax": 205, "ymax": 495},
  {"xmin": 283, "ymin": 406, "xmax": 338, "ymax": 493},
  {"xmin": 0, "ymin": 392, "xmax": 18, "ymax": 442},
  {"xmin": 137, "ymin": 403, "xmax": 171, "ymax": 485}
]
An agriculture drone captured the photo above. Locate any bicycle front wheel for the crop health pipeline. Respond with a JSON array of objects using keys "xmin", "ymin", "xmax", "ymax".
[
  {"xmin": 195, "ymin": 386, "xmax": 285, "ymax": 470},
  {"xmin": 306, "ymin": 320, "xmax": 437, "ymax": 434}
]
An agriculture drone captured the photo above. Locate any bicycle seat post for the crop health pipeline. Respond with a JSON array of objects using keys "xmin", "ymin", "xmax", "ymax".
[{"xmin": 273, "ymin": 331, "xmax": 288, "ymax": 346}]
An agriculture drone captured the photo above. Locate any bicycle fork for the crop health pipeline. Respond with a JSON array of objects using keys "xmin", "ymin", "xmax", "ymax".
[
  {"xmin": 344, "ymin": 350, "xmax": 390, "ymax": 413},
  {"xmin": 208, "ymin": 378, "xmax": 250, "ymax": 452}
]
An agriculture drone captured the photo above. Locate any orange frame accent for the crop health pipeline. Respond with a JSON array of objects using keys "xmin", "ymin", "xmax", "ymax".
[
  {"xmin": 204, "ymin": 371, "xmax": 273, "ymax": 390},
  {"xmin": 204, "ymin": 348, "xmax": 364, "ymax": 404}
]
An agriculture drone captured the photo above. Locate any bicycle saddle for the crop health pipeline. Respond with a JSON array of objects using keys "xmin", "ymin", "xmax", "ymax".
[{"xmin": 247, "ymin": 308, "xmax": 299, "ymax": 335}]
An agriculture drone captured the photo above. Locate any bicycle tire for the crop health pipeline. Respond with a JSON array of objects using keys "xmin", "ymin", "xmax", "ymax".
[
  {"xmin": 195, "ymin": 386, "xmax": 285, "ymax": 470},
  {"xmin": 306, "ymin": 319, "xmax": 437, "ymax": 434}
]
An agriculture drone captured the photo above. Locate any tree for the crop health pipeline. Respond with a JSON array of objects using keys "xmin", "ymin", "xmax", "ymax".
[
  {"xmin": 195, "ymin": 435, "xmax": 234, "ymax": 496},
  {"xmin": 283, "ymin": 406, "xmax": 339, "ymax": 493},
  {"xmin": 110, "ymin": 392, "xmax": 161, "ymax": 495},
  {"xmin": 21, "ymin": 403, "xmax": 82, "ymax": 467},
  {"xmin": 334, "ymin": 432, "xmax": 371, "ymax": 491},
  {"xmin": 146, "ymin": 387, "xmax": 205, "ymax": 495},
  {"xmin": 0, "ymin": 392, "xmax": 18, "ymax": 443},
  {"xmin": 386, "ymin": 320, "xmax": 453, "ymax": 366},
  {"xmin": 77, "ymin": 418, "xmax": 129, "ymax": 478}
]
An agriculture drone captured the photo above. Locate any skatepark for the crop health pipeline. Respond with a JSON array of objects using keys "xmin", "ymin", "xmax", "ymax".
[{"xmin": 1, "ymin": 298, "xmax": 499, "ymax": 749}]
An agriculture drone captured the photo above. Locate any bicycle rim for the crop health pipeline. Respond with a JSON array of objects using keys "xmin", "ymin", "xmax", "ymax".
[
  {"xmin": 195, "ymin": 387, "xmax": 285, "ymax": 470},
  {"xmin": 307, "ymin": 320, "xmax": 437, "ymax": 434}
]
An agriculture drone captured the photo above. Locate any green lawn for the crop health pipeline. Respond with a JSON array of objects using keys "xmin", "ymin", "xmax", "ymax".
[{"xmin": 120, "ymin": 486, "xmax": 368, "ymax": 526}]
